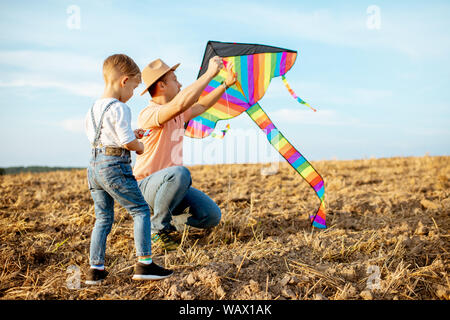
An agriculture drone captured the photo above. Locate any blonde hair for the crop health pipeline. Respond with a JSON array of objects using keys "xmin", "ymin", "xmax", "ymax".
[{"xmin": 103, "ymin": 54, "xmax": 140, "ymax": 83}]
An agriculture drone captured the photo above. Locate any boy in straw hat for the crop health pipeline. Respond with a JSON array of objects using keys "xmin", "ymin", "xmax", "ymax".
[
  {"xmin": 84, "ymin": 54, "xmax": 173, "ymax": 284},
  {"xmin": 133, "ymin": 56, "xmax": 237, "ymax": 250}
]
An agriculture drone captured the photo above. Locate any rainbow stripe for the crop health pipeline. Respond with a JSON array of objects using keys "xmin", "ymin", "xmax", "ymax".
[
  {"xmin": 246, "ymin": 103, "xmax": 326, "ymax": 228},
  {"xmin": 185, "ymin": 49, "xmax": 326, "ymax": 228}
]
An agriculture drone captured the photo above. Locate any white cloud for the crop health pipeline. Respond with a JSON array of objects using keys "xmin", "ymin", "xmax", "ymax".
[
  {"xmin": 269, "ymin": 108, "xmax": 361, "ymax": 127},
  {"xmin": 214, "ymin": 2, "xmax": 450, "ymax": 60},
  {"xmin": 0, "ymin": 47, "xmax": 199, "ymax": 98},
  {"xmin": 0, "ymin": 50, "xmax": 101, "ymax": 75},
  {"xmin": 0, "ymin": 50, "xmax": 105, "ymax": 97},
  {"xmin": 402, "ymin": 126, "xmax": 450, "ymax": 137},
  {"xmin": 0, "ymin": 78, "xmax": 103, "ymax": 98},
  {"xmin": 262, "ymin": 78, "xmax": 393, "ymax": 108}
]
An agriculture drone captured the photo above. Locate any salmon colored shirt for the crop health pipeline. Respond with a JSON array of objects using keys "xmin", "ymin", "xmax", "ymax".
[{"xmin": 133, "ymin": 101, "xmax": 191, "ymax": 181}]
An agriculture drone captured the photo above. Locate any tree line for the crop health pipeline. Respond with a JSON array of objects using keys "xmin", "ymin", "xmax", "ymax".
[{"xmin": 0, "ymin": 166, "xmax": 84, "ymax": 175}]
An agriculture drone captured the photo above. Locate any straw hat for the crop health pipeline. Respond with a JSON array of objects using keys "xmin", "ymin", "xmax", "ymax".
[{"xmin": 140, "ymin": 59, "xmax": 180, "ymax": 96}]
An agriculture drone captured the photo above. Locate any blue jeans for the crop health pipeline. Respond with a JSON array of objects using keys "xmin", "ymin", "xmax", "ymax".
[
  {"xmin": 137, "ymin": 166, "xmax": 221, "ymax": 233},
  {"xmin": 87, "ymin": 149, "xmax": 151, "ymax": 266}
]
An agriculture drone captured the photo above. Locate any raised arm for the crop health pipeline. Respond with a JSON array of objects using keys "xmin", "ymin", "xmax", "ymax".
[
  {"xmin": 157, "ymin": 56, "xmax": 224, "ymax": 125},
  {"xmin": 184, "ymin": 62, "xmax": 237, "ymax": 122}
]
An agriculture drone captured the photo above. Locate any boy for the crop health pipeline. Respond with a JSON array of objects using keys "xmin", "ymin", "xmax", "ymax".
[{"xmin": 84, "ymin": 54, "xmax": 172, "ymax": 284}]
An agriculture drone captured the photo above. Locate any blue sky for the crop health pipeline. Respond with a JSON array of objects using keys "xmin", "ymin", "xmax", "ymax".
[{"xmin": 0, "ymin": 0, "xmax": 449, "ymax": 167}]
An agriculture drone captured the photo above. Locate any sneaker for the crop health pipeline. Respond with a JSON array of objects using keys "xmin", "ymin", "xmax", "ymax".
[
  {"xmin": 85, "ymin": 268, "xmax": 108, "ymax": 285},
  {"xmin": 132, "ymin": 262, "xmax": 173, "ymax": 280},
  {"xmin": 151, "ymin": 230, "xmax": 180, "ymax": 251}
]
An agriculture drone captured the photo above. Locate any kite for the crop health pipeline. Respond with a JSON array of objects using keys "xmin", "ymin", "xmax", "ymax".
[{"xmin": 184, "ymin": 41, "xmax": 326, "ymax": 228}]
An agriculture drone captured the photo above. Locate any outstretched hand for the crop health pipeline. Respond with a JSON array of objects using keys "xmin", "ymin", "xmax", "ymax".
[{"xmin": 224, "ymin": 62, "xmax": 237, "ymax": 88}]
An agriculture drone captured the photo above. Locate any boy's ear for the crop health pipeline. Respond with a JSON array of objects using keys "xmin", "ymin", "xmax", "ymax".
[{"xmin": 120, "ymin": 76, "xmax": 129, "ymax": 87}]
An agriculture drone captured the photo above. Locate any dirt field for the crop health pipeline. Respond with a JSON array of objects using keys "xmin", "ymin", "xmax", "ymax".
[{"xmin": 0, "ymin": 156, "xmax": 449, "ymax": 300}]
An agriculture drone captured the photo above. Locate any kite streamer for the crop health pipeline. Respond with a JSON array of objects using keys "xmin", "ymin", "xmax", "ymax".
[
  {"xmin": 185, "ymin": 41, "xmax": 326, "ymax": 228},
  {"xmin": 211, "ymin": 124, "xmax": 230, "ymax": 139},
  {"xmin": 281, "ymin": 75, "xmax": 316, "ymax": 112}
]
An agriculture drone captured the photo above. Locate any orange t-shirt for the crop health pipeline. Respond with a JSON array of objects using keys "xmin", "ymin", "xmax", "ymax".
[{"xmin": 133, "ymin": 101, "xmax": 191, "ymax": 181}]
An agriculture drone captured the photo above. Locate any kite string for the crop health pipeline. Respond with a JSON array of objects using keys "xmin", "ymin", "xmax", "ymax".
[
  {"xmin": 224, "ymin": 87, "xmax": 232, "ymax": 216},
  {"xmin": 211, "ymin": 77, "xmax": 231, "ymax": 139}
]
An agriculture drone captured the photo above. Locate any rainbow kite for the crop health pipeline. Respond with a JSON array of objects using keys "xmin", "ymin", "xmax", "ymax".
[{"xmin": 185, "ymin": 41, "xmax": 326, "ymax": 228}]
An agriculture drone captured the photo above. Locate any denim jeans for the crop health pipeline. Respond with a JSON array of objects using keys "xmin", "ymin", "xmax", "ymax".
[
  {"xmin": 137, "ymin": 166, "xmax": 221, "ymax": 233},
  {"xmin": 87, "ymin": 149, "xmax": 151, "ymax": 266}
]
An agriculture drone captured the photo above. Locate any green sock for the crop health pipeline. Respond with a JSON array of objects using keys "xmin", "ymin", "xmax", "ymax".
[{"xmin": 139, "ymin": 257, "xmax": 152, "ymax": 265}]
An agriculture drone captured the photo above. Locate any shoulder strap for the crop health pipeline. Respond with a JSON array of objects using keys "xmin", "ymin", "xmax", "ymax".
[{"xmin": 90, "ymin": 99, "xmax": 119, "ymax": 148}]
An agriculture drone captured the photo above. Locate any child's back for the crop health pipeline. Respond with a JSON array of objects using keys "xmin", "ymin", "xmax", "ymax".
[
  {"xmin": 86, "ymin": 97, "xmax": 136, "ymax": 149},
  {"xmin": 84, "ymin": 54, "xmax": 172, "ymax": 285}
]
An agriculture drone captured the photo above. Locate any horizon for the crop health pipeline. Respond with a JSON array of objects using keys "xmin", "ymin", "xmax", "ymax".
[
  {"xmin": 1, "ymin": 153, "xmax": 447, "ymax": 170},
  {"xmin": 1, "ymin": 1, "xmax": 449, "ymax": 167}
]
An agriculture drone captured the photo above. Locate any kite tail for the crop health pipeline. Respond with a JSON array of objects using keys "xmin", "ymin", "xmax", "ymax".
[
  {"xmin": 281, "ymin": 75, "xmax": 317, "ymax": 112},
  {"xmin": 246, "ymin": 102, "xmax": 326, "ymax": 228},
  {"xmin": 211, "ymin": 124, "xmax": 230, "ymax": 139}
]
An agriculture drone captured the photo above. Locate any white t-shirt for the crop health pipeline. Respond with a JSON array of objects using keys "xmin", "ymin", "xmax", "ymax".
[{"xmin": 85, "ymin": 98, "xmax": 136, "ymax": 148}]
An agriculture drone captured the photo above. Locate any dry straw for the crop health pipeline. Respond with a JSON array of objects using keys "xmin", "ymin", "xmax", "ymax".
[{"xmin": 0, "ymin": 156, "xmax": 448, "ymax": 299}]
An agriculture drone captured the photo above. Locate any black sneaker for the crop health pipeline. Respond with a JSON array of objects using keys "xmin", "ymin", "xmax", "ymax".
[
  {"xmin": 132, "ymin": 262, "xmax": 173, "ymax": 280},
  {"xmin": 85, "ymin": 268, "xmax": 108, "ymax": 285}
]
